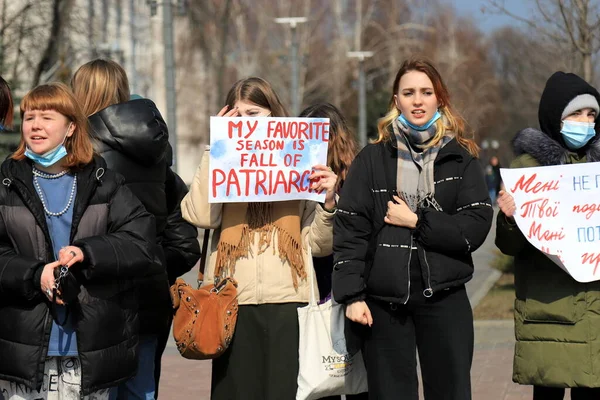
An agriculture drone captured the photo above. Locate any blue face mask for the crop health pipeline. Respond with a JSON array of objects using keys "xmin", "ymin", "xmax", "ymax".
[
  {"xmin": 560, "ymin": 120, "xmax": 596, "ymax": 149},
  {"xmin": 398, "ymin": 110, "xmax": 442, "ymax": 131},
  {"xmin": 24, "ymin": 123, "xmax": 71, "ymax": 167}
]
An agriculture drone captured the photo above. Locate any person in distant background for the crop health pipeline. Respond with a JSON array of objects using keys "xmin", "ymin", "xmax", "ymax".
[{"xmin": 485, "ymin": 155, "xmax": 502, "ymax": 205}]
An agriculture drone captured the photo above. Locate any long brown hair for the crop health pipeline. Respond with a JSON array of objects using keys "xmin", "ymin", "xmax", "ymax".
[
  {"xmin": 13, "ymin": 83, "xmax": 94, "ymax": 169},
  {"xmin": 376, "ymin": 57, "xmax": 478, "ymax": 157},
  {"xmin": 71, "ymin": 58, "xmax": 130, "ymax": 116},
  {"xmin": 0, "ymin": 76, "xmax": 13, "ymax": 129},
  {"xmin": 225, "ymin": 77, "xmax": 289, "ymax": 117},
  {"xmin": 299, "ymin": 103, "xmax": 358, "ymax": 189}
]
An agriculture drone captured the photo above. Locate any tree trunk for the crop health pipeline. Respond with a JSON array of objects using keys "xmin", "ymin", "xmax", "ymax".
[
  {"xmin": 32, "ymin": 0, "xmax": 74, "ymax": 86},
  {"xmin": 583, "ymin": 52, "xmax": 592, "ymax": 83}
]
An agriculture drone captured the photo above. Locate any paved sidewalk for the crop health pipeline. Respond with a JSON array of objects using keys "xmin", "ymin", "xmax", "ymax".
[{"xmin": 158, "ymin": 321, "xmax": 538, "ymax": 400}]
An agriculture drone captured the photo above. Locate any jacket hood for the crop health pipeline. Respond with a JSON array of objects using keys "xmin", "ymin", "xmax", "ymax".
[
  {"xmin": 512, "ymin": 127, "xmax": 600, "ymax": 165},
  {"xmin": 538, "ymin": 71, "xmax": 600, "ymax": 147},
  {"xmin": 88, "ymin": 99, "xmax": 169, "ymax": 166}
]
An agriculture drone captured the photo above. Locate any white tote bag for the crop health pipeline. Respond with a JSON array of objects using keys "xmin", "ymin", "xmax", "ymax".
[{"xmin": 296, "ymin": 254, "xmax": 368, "ymax": 400}]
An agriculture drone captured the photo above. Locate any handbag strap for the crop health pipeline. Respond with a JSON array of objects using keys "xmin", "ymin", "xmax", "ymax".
[
  {"xmin": 307, "ymin": 246, "xmax": 319, "ymax": 307},
  {"xmin": 197, "ymin": 229, "xmax": 211, "ymax": 285}
]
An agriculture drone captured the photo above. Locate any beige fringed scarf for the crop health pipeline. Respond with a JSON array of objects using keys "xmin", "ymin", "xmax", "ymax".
[{"xmin": 215, "ymin": 201, "xmax": 306, "ymax": 288}]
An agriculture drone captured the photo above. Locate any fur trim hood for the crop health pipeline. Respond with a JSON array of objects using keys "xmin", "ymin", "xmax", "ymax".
[{"xmin": 512, "ymin": 127, "xmax": 600, "ymax": 166}]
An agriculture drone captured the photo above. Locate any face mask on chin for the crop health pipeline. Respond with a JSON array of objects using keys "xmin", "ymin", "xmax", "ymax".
[
  {"xmin": 398, "ymin": 110, "xmax": 442, "ymax": 131},
  {"xmin": 560, "ymin": 120, "xmax": 596, "ymax": 149},
  {"xmin": 24, "ymin": 123, "xmax": 72, "ymax": 167}
]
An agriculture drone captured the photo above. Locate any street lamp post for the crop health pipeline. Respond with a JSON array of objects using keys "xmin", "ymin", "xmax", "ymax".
[
  {"xmin": 275, "ymin": 17, "xmax": 307, "ymax": 116},
  {"xmin": 347, "ymin": 51, "xmax": 373, "ymax": 149}
]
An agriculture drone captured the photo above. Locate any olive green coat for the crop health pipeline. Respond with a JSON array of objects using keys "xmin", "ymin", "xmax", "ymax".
[{"xmin": 496, "ymin": 153, "xmax": 600, "ymax": 388}]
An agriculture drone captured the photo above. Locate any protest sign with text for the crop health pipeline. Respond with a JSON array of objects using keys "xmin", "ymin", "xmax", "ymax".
[
  {"xmin": 209, "ymin": 117, "xmax": 329, "ymax": 203},
  {"xmin": 501, "ymin": 162, "xmax": 600, "ymax": 282}
]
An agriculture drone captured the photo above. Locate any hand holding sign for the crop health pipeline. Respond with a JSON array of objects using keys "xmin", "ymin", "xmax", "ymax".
[
  {"xmin": 501, "ymin": 162, "xmax": 600, "ymax": 282},
  {"xmin": 497, "ymin": 190, "xmax": 516, "ymax": 218}
]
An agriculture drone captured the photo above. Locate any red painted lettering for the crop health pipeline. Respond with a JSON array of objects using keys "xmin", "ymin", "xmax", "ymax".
[
  {"xmin": 572, "ymin": 203, "xmax": 600, "ymax": 220},
  {"xmin": 527, "ymin": 221, "xmax": 565, "ymax": 241},
  {"xmin": 582, "ymin": 252, "xmax": 600, "ymax": 275},
  {"xmin": 511, "ymin": 173, "xmax": 560, "ymax": 194}
]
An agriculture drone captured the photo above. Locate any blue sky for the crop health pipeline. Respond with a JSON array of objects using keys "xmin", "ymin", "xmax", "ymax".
[{"xmin": 449, "ymin": 0, "xmax": 534, "ymax": 33}]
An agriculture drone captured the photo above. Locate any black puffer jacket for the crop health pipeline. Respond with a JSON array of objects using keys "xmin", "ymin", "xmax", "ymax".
[
  {"xmin": 333, "ymin": 137, "xmax": 493, "ymax": 304},
  {"xmin": 88, "ymin": 99, "xmax": 200, "ymax": 335},
  {"xmin": 0, "ymin": 156, "xmax": 159, "ymax": 394}
]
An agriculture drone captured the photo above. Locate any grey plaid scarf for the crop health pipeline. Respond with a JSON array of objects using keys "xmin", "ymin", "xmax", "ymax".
[{"xmin": 392, "ymin": 116, "xmax": 453, "ymax": 212}]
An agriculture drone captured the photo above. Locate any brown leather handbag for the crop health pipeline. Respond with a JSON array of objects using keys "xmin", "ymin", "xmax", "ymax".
[{"xmin": 170, "ymin": 229, "xmax": 239, "ymax": 359}]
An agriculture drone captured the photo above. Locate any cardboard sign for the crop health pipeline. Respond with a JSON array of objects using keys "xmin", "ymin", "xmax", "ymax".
[
  {"xmin": 501, "ymin": 162, "xmax": 600, "ymax": 282},
  {"xmin": 209, "ymin": 117, "xmax": 329, "ymax": 203}
]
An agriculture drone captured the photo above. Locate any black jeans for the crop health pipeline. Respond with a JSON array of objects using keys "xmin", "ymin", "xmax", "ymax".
[
  {"xmin": 362, "ymin": 285, "xmax": 473, "ymax": 400},
  {"xmin": 533, "ymin": 386, "xmax": 600, "ymax": 400}
]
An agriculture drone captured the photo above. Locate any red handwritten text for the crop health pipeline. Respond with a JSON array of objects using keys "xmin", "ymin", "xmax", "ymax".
[
  {"xmin": 267, "ymin": 120, "xmax": 329, "ymax": 141},
  {"xmin": 212, "ymin": 169, "xmax": 312, "ymax": 198},
  {"xmin": 582, "ymin": 252, "xmax": 600, "ymax": 275},
  {"xmin": 510, "ymin": 173, "xmax": 560, "ymax": 194},
  {"xmin": 527, "ymin": 221, "xmax": 565, "ymax": 241},
  {"xmin": 572, "ymin": 203, "xmax": 600, "ymax": 220},
  {"xmin": 519, "ymin": 198, "xmax": 559, "ymax": 218}
]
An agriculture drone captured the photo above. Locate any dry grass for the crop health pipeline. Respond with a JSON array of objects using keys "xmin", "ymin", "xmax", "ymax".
[{"xmin": 473, "ymin": 273, "xmax": 515, "ymax": 320}]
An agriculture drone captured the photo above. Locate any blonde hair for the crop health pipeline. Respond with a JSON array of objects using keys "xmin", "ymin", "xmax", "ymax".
[
  {"xmin": 375, "ymin": 57, "xmax": 479, "ymax": 157},
  {"xmin": 71, "ymin": 58, "xmax": 130, "ymax": 117},
  {"xmin": 13, "ymin": 83, "xmax": 94, "ymax": 169}
]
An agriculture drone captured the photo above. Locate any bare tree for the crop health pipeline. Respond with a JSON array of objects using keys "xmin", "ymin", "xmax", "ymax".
[
  {"xmin": 32, "ymin": 0, "xmax": 76, "ymax": 86},
  {"xmin": 486, "ymin": 0, "xmax": 600, "ymax": 83}
]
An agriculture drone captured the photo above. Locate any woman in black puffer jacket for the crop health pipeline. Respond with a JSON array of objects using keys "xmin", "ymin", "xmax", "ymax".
[
  {"xmin": 71, "ymin": 59, "xmax": 201, "ymax": 399},
  {"xmin": 0, "ymin": 82, "xmax": 159, "ymax": 398},
  {"xmin": 333, "ymin": 58, "xmax": 492, "ymax": 400}
]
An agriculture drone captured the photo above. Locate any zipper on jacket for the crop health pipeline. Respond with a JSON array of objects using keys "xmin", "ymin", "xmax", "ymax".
[
  {"xmin": 423, "ymin": 249, "xmax": 434, "ymax": 298},
  {"xmin": 403, "ymin": 234, "xmax": 414, "ymax": 305}
]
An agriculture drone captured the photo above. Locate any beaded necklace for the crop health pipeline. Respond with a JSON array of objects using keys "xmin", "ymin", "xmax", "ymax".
[
  {"xmin": 32, "ymin": 168, "xmax": 77, "ymax": 217},
  {"xmin": 32, "ymin": 168, "xmax": 68, "ymax": 179}
]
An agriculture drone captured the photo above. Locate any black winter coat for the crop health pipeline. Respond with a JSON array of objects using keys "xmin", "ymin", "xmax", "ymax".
[
  {"xmin": 0, "ymin": 156, "xmax": 160, "ymax": 394},
  {"xmin": 333, "ymin": 138, "xmax": 493, "ymax": 305},
  {"xmin": 88, "ymin": 99, "xmax": 200, "ymax": 335}
]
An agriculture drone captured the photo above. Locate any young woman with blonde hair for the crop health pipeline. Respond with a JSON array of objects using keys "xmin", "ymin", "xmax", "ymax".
[
  {"xmin": 71, "ymin": 58, "xmax": 200, "ymax": 399},
  {"xmin": 181, "ymin": 77, "xmax": 337, "ymax": 400},
  {"xmin": 0, "ymin": 82, "xmax": 158, "ymax": 399},
  {"xmin": 332, "ymin": 58, "xmax": 493, "ymax": 400}
]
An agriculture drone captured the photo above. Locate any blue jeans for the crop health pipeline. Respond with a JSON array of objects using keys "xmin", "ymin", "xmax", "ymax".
[
  {"xmin": 110, "ymin": 335, "xmax": 158, "ymax": 400},
  {"xmin": 489, "ymin": 189, "xmax": 497, "ymax": 206}
]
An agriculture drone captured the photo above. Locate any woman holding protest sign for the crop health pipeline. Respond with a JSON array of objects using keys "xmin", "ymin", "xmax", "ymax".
[
  {"xmin": 181, "ymin": 77, "xmax": 337, "ymax": 400},
  {"xmin": 332, "ymin": 57, "xmax": 493, "ymax": 400},
  {"xmin": 496, "ymin": 71, "xmax": 600, "ymax": 399}
]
